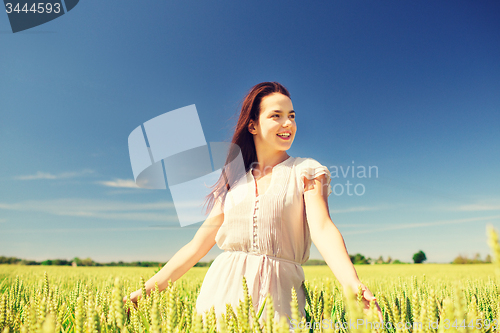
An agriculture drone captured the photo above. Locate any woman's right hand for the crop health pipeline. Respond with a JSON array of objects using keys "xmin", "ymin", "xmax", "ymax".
[
  {"xmin": 123, "ymin": 291, "xmax": 140, "ymax": 320},
  {"xmin": 123, "ymin": 291, "xmax": 140, "ymax": 309}
]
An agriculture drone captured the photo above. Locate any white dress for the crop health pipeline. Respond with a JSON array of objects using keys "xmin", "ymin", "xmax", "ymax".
[{"xmin": 195, "ymin": 156, "xmax": 332, "ymax": 329}]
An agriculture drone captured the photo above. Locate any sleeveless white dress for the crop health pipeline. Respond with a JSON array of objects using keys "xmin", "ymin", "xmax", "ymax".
[{"xmin": 195, "ymin": 156, "xmax": 332, "ymax": 329}]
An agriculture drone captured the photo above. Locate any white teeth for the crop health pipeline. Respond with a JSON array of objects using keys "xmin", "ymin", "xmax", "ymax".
[{"xmin": 277, "ymin": 133, "xmax": 290, "ymax": 137}]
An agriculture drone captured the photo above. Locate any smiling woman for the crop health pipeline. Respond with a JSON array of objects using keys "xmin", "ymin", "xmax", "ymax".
[{"xmin": 124, "ymin": 82, "xmax": 382, "ymax": 330}]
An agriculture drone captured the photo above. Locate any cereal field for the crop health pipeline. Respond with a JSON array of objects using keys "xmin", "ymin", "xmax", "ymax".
[
  {"xmin": 0, "ymin": 228, "xmax": 498, "ymax": 333},
  {"xmin": 0, "ymin": 263, "xmax": 498, "ymax": 333}
]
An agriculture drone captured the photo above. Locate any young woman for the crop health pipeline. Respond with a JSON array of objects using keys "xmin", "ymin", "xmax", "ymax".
[{"xmin": 125, "ymin": 82, "xmax": 381, "ymax": 329}]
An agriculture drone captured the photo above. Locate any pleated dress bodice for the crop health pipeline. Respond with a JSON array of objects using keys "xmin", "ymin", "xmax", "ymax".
[{"xmin": 196, "ymin": 156, "xmax": 332, "ymax": 330}]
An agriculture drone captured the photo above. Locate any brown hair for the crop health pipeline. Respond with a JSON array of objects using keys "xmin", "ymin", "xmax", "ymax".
[{"xmin": 202, "ymin": 81, "xmax": 291, "ymax": 215}]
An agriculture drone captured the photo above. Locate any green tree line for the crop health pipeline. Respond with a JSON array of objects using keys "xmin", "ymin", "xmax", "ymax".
[{"xmin": 2, "ymin": 252, "xmax": 492, "ymax": 267}]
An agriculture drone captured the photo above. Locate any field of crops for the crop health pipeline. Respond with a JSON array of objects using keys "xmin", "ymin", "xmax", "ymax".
[{"xmin": 0, "ymin": 261, "xmax": 499, "ymax": 333}]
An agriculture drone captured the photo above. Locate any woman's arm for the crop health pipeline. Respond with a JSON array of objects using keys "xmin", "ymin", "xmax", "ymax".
[
  {"xmin": 303, "ymin": 175, "xmax": 381, "ymax": 318},
  {"xmin": 124, "ymin": 197, "xmax": 224, "ymax": 304},
  {"xmin": 303, "ymin": 175, "xmax": 361, "ymax": 290}
]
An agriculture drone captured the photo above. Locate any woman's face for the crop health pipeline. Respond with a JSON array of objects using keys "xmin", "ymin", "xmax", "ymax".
[{"xmin": 249, "ymin": 92, "xmax": 296, "ymax": 153}]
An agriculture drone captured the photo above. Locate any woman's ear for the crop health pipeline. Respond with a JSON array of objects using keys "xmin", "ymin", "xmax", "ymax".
[{"xmin": 248, "ymin": 120, "xmax": 257, "ymax": 135}]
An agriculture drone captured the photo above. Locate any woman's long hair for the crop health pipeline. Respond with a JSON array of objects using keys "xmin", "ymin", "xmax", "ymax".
[{"xmin": 202, "ymin": 82, "xmax": 291, "ymax": 215}]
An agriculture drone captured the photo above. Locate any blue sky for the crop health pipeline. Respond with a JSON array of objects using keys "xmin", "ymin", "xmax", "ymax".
[{"xmin": 1, "ymin": 0, "xmax": 499, "ymax": 264}]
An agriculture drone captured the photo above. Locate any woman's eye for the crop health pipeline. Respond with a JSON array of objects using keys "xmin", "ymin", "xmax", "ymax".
[{"xmin": 272, "ymin": 114, "xmax": 294, "ymax": 119}]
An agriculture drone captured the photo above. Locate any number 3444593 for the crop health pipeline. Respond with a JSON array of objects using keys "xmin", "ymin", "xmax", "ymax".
[{"xmin": 5, "ymin": 3, "xmax": 62, "ymax": 14}]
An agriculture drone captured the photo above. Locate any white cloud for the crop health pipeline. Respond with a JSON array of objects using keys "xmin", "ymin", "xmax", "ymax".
[
  {"xmin": 0, "ymin": 225, "xmax": 201, "ymax": 234},
  {"xmin": 0, "ymin": 199, "xmax": 182, "ymax": 222},
  {"xmin": 436, "ymin": 199, "xmax": 500, "ymax": 212},
  {"xmin": 330, "ymin": 205, "xmax": 390, "ymax": 214},
  {"xmin": 14, "ymin": 169, "xmax": 94, "ymax": 180},
  {"xmin": 343, "ymin": 215, "xmax": 500, "ymax": 235},
  {"xmin": 335, "ymin": 223, "xmax": 374, "ymax": 228},
  {"xmin": 96, "ymin": 178, "xmax": 140, "ymax": 188},
  {"xmin": 451, "ymin": 204, "xmax": 500, "ymax": 212}
]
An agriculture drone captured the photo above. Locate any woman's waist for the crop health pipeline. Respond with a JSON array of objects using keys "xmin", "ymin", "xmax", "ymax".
[{"xmin": 223, "ymin": 249, "xmax": 302, "ymax": 266}]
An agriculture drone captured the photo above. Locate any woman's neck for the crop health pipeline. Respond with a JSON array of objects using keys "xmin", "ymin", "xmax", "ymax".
[{"xmin": 252, "ymin": 151, "xmax": 290, "ymax": 174}]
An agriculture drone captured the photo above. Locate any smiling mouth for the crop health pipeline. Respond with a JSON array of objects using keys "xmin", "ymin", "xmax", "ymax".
[{"xmin": 277, "ymin": 133, "xmax": 291, "ymax": 139}]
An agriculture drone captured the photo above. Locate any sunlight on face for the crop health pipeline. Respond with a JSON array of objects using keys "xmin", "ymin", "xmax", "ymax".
[{"xmin": 252, "ymin": 93, "xmax": 297, "ymax": 153}]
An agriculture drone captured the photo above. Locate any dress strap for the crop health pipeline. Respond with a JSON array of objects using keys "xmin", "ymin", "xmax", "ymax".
[{"xmin": 224, "ymin": 250, "xmax": 301, "ymax": 266}]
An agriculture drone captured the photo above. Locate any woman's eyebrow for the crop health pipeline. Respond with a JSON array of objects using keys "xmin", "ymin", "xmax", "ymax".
[{"xmin": 271, "ymin": 110, "xmax": 296, "ymax": 114}]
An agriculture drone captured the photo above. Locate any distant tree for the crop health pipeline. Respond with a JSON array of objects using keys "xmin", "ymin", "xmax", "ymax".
[
  {"xmin": 452, "ymin": 255, "xmax": 467, "ymax": 264},
  {"xmin": 376, "ymin": 256, "xmax": 384, "ymax": 264},
  {"xmin": 473, "ymin": 253, "xmax": 481, "ymax": 263},
  {"xmin": 194, "ymin": 260, "xmax": 215, "ymax": 267},
  {"xmin": 303, "ymin": 259, "xmax": 327, "ymax": 266},
  {"xmin": 0, "ymin": 256, "xmax": 21, "ymax": 264},
  {"xmin": 452, "ymin": 253, "xmax": 491, "ymax": 264},
  {"xmin": 21, "ymin": 260, "xmax": 39, "ymax": 265},
  {"xmin": 392, "ymin": 259, "xmax": 403, "ymax": 264},
  {"xmin": 349, "ymin": 253, "xmax": 370, "ymax": 265},
  {"xmin": 413, "ymin": 250, "xmax": 427, "ymax": 264},
  {"xmin": 80, "ymin": 257, "xmax": 94, "ymax": 266},
  {"xmin": 386, "ymin": 256, "xmax": 393, "ymax": 264}
]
